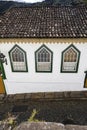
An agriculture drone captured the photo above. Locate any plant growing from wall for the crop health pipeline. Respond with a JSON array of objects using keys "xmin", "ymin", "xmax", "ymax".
[
  {"xmin": 28, "ymin": 109, "xmax": 44, "ymax": 122},
  {"xmin": 3, "ymin": 112, "xmax": 18, "ymax": 130},
  {"xmin": 28, "ymin": 109, "xmax": 39, "ymax": 122}
]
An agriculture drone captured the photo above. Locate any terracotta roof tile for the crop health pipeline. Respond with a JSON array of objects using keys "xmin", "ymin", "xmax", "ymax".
[{"xmin": 0, "ymin": 5, "xmax": 87, "ymax": 38}]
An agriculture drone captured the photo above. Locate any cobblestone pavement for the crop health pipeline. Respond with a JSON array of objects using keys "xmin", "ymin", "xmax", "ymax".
[{"xmin": 0, "ymin": 99, "xmax": 87, "ymax": 125}]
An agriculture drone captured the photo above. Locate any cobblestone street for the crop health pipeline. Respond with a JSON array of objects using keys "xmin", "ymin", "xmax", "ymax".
[{"xmin": 0, "ymin": 97, "xmax": 87, "ymax": 125}]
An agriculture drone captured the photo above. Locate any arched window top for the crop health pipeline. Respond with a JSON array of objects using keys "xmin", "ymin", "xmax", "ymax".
[
  {"xmin": 35, "ymin": 44, "xmax": 53, "ymax": 72},
  {"xmin": 61, "ymin": 44, "xmax": 80, "ymax": 73},
  {"xmin": 38, "ymin": 47, "xmax": 51, "ymax": 62},
  {"xmin": 64, "ymin": 47, "xmax": 78, "ymax": 62},
  {"xmin": 9, "ymin": 45, "xmax": 28, "ymax": 72},
  {"xmin": 36, "ymin": 44, "xmax": 52, "ymax": 54},
  {"xmin": 9, "ymin": 45, "xmax": 25, "ymax": 53},
  {"xmin": 12, "ymin": 47, "xmax": 24, "ymax": 62}
]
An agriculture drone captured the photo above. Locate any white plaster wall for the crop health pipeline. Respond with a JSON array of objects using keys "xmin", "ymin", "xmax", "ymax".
[{"xmin": 0, "ymin": 42, "xmax": 87, "ymax": 94}]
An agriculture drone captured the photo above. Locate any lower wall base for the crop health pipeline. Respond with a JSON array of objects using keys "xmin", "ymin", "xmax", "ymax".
[{"xmin": 4, "ymin": 80, "xmax": 86, "ymax": 94}]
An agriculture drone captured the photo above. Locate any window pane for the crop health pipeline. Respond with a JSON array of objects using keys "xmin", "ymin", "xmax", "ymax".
[
  {"xmin": 12, "ymin": 48, "xmax": 24, "ymax": 62},
  {"xmin": 36, "ymin": 45, "xmax": 52, "ymax": 72},
  {"xmin": 38, "ymin": 48, "xmax": 50, "ymax": 62},
  {"xmin": 13, "ymin": 62, "xmax": 26, "ymax": 71},
  {"xmin": 64, "ymin": 48, "xmax": 77, "ymax": 62},
  {"xmin": 37, "ymin": 62, "xmax": 51, "ymax": 71}
]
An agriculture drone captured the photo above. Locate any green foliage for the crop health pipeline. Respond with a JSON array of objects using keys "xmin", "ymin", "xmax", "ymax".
[
  {"xmin": 28, "ymin": 109, "xmax": 44, "ymax": 122},
  {"xmin": 28, "ymin": 109, "xmax": 40, "ymax": 122},
  {"xmin": 5, "ymin": 112, "xmax": 17, "ymax": 127}
]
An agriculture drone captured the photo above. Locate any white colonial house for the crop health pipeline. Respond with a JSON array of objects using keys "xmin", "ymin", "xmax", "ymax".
[{"xmin": 0, "ymin": 5, "xmax": 87, "ymax": 94}]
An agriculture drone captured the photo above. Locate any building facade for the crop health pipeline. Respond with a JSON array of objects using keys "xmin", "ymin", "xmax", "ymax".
[{"xmin": 0, "ymin": 6, "xmax": 87, "ymax": 94}]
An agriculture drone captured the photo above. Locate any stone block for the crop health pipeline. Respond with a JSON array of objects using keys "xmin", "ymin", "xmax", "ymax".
[
  {"xmin": 13, "ymin": 122, "xmax": 65, "ymax": 130},
  {"xmin": 24, "ymin": 93, "xmax": 31, "ymax": 99},
  {"xmin": 14, "ymin": 94, "xmax": 25, "ymax": 100},
  {"xmin": 83, "ymin": 91, "xmax": 87, "ymax": 98},
  {"xmin": 70, "ymin": 91, "xmax": 83, "ymax": 98},
  {"xmin": 44, "ymin": 92, "xmax": 55, "ymax": 99},
  {"xmin": 0, "ymin": 94, "xmax": 5, "ymax": 100},
  {"xmin": 65, "ymin": 125, "xmax": 87, "ymax": 130},
  {"xmin": 63, "ymin": 92, "xmax": 71, "ymax": 98},
  {"xmin": 31, "ymin": 93, "xmax": 44, "ymax": 99},
  {"xmin": 6, "ymin": 94, "xmax": 15, "ymax": 101},
  {"xmin": 54, "ymin": 92, "xmax": 64, "ymax": 99}
]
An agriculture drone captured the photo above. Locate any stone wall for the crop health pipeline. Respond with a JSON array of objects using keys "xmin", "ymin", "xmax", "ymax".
[
  {"xmin": 1, "ymin": 91, "xmax": 87, "ymax": 102},
  {"xmin": 13, "ymin": 122, "xmax": 87, "ymax": 130},
  {"xmin": 1, "ymin": 121, "xmax": 87, "ymax": 130}
]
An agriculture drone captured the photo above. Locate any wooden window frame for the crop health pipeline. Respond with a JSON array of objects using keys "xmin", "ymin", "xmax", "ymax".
[
  {"xmin": 9, "ymin": 45, "xmax": 28, "ymax": 72},
  {"xmin": 35, "ymin": 44, "xmax": 53, "ymax": 73},
  {"xmin": 61, "ymin": 44, "xmax": 80, "ymax": 73}
]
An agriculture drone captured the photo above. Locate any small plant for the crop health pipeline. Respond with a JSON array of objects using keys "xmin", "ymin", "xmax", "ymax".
[
  {"xmin": 28, "ymin": 109, "xmax": 40, "ymax": 122},
  {"xmin": 4, "ymin": 112, "xmax": 17, "ymax": 129}
]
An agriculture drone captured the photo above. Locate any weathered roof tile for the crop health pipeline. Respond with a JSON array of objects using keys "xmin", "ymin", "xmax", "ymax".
[{"xmin": 0, "ymin": 5, "xmax": 87, "ymax": 38}]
